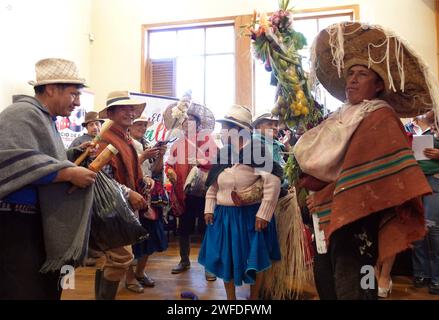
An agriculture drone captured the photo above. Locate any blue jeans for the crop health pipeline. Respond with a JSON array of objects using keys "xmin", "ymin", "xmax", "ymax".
[{"xmin": 412, "ymin": 175, "xmax": 439, "ymax": 284}]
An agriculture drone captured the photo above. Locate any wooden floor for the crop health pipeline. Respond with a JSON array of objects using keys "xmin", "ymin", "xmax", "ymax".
[{"xmin": 62, "ymin": 237, "xmax": 439, "ymax": 300}]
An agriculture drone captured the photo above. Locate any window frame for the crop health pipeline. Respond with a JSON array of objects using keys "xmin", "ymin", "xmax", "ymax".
[
  {"xmin": 141, "ymin": 16, "xmax": 250, "ymax": 108},
  {"xmin": 140, "ymin": 5, "xmax": 359, "ymax": 114}
]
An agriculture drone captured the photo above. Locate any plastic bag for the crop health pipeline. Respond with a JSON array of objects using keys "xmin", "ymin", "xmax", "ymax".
[{"xmin": 89, "ymin": 171, "xmax": 149, "ymax": 251}]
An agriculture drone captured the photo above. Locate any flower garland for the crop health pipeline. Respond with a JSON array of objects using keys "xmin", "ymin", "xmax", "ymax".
[{"xmin": 243, "ymin": 0, "xmax": 323, "ymax": 130}]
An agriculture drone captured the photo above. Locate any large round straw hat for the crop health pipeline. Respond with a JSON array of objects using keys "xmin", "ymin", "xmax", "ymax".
[
  {"xmin": 99, "ymin": 91, "xmax": 146, "ymax": 119},
  {"xmin": 163, "ymin": 101, "xmax": 215, "ymax": 132},
  {"xmin": 310, "ymin": 21, "xmax": 439, "ymax": 117}
]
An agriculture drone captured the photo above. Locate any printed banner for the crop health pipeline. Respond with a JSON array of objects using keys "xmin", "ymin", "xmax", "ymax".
[{"xmin": 56, "ymin": 90, "xmax": 94, "ymax": 148}]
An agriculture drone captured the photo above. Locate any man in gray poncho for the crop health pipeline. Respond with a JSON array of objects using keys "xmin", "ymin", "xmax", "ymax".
[{"xmin": 0, "ymin": 58, "xmax": 96, "ymax": 300}]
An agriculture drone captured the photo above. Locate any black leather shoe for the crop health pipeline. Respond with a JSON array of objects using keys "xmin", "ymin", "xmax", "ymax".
[
  {"xmin": 171, "ymin": 262, "xmax": 191, "ymax": 274},
  {"xmin": 429, "ymin": 282, "xmax": 439, "ymax": 295},
  {"xmin": 136, "ymin": 273, "xmax": 156, "ymax": 287},
  {"xmin": 413, "ymin": 277, "xmax": 431, "ymax": 288},
  {"xmin": 205, "ymin": 271, "xmax": 217, "ymax": 281}
]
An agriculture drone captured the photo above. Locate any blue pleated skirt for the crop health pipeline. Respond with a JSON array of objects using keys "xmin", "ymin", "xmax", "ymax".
[
  {"xmin": 198, "ymin": 204, "xmax": 281, "ymax": 286},
  {"xmin": 133, "ymin": 211, "xmax": 168, "ymax": 258}
]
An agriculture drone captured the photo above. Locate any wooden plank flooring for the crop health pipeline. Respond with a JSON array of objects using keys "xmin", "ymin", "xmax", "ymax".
[{"xmin": 61, "ymin": 237, "xmax": 439, "ymax": 300}]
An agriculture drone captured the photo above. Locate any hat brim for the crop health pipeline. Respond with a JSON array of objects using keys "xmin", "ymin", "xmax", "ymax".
[
  {"xmin": 163, "ymin": 102, "xmax": 215, "ymax": 132},
  {"xmin": 311, "ymin": 22, "xmax": 435, "ymax": 117},
  {"xmin": 28, "ymin": 79, "xmax": 87, "ymax": 87},
  {"xmin": 252, "ymin": 117, "xmax": 279, "ymax": 128},
  {"xmin": 82, "ymin": 119, "xmax": 105, "ymax": 127},
  {"xmin": 133, "ymin": 118, "xmax": 152, "ymax": 125},
  {"xmin": 217, "ymin": 118, "xmax": 252, "ymax": 131},
  {"xmin": 99, "ymin": 99, "xmax": 146, "ymax": 119}
]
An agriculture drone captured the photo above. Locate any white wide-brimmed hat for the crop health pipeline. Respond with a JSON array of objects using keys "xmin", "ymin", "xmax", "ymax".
[
  {"xmin": 98, "ymin": 91, "xmax": 146, "ymax": 119},
  {"xmin": 310, "ymin": 21, "xmax": 439, "ymax": 117},
  {"xmin": 252, "ymin": 112, "xmax": 279, "ymax": 128},
  {"xmin": 28, "ymin": 58, "xmax": 86, "ymax": 87},
  {"xmin": 217, "ymin": 104, "xmax": 253, "ymax": 131},
  {"xmin": 133, "ymin": 115, "xmax": 152, "ymax": 126}
]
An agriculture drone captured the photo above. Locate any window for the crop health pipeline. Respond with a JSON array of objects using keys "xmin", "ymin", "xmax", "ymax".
[
  {"xmin": 254, "ymin": 7, "xmax": 358, "ymax": 114},
  {"xmin": 144, "ymin": 22, "xmax": 235, "ymax": 123},
  {"xmin": 142, "ymin": 6, "xmax": 359, "ymax": 119}
]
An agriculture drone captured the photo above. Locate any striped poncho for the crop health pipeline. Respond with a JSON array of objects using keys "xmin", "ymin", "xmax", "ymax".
[
  {"xmin": 305, "ymin": 107, "xmax": 431, "ymax": 261},
  {"xmin": 0, "ymin": 96, "xmax": 93, "ymax": 272}
]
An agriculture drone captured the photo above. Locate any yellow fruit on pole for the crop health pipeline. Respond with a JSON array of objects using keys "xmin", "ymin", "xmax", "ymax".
[
  {"xmin": 302, "ymin": 107, "xmax": 309, "ymax": 115},
  {"xmin": 277, "ymin": 95, "xmax": 285, "ymax": 106},
  {"xmin": 294, "ymin": 110, "xmax": 301, "ymax": 116},
  {"xmin": 296, "ymin": 91, "xmax": 305, "ymax": 100}
]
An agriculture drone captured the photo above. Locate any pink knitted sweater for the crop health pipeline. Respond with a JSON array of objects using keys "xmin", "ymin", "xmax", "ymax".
[{"xmin": 205, "ymin": 164, "xmax": 281, "ymax": 222}]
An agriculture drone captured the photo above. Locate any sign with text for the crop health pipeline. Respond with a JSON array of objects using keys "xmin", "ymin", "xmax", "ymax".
[
  {"xmin": 56, "ymin": 90, "xmax": 94, "ymax": 148},
  {"xmin": 129, "ymin": 92, "xmax": 178, "ymax": 144}
]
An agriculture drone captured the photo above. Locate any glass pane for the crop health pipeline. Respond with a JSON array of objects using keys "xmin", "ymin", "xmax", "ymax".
[
  {"xmin": 177, "ymin": 28, "xmax": 205, "ymax": 56},
  {"xmin": 176, "ymin": 56, "xmax": 204, "ymax": 103},
  {"xmin": 149, "ymin": 31, "xmax": 177, "ymax": 59},
  {"xmin": 318, "ymin": 15, "xmax": 352, "ymax": 31},
  {"xmin": 205, "ymin": 54, "xmax": 235, "ymax": 121},
  {"xmin": 254, "ymin": 60, "xmax": 277, "ymax": 116},
  {"xmin": 206, "ymin": 25, "xmax": 235, "ymax": 54},
  {"xmin": 314, "ymin": 84, "xmax": 343, "ymax": 112},
  {"xmin": 293, "ymin": 18, "xmax": 318, "ymax": 48}
]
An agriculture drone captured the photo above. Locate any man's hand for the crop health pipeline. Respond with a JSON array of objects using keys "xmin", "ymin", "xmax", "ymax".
[
  {"xmin": 128, "ymin": 190, "xmax": 148, "ymax": 211},
  {"xmin": 255, "ymin": 217, "xmax": 268, "ymax": 232},
  {"xmin": 57, "ymin": 167, "xmax": 96, "ymax": 188},
  {"xmin": 78, "ymin": 141, "xmax": 98, "ymax": 157},
  {"xmin": 424, "ymin": 148, "xmax": 439, "ymax": 160},
  {"xmin": 139, "ymin": 147, "xmax": 160, "ymax": 164},
  {"xmin": 205, "ymin": 213, "xmax": 214, "ymax": 225},
  {"xmin": 306, "ymin": 194, "xmax": 316, "ymax": 214}
]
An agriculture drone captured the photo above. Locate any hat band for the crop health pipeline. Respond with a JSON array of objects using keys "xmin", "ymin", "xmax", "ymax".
[
  {"xmin": 224, "ymin": 115, "xmax": 251, "ymax": 128},
  {"xmin": 107, "ymin": 96, "xmax": 130, "ymax": 107}
]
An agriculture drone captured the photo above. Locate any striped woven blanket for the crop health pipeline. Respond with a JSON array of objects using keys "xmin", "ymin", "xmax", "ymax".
[{"xmin": 312, "ymin": 107, "xmax": 431, "ymax": 261}]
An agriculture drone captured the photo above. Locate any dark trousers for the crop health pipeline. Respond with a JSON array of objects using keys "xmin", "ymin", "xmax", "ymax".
[
  {"xmin": 313, "ymin": 213, "xmax": 380, "ymax": 300},
  {"xmin": 177, "ymin": 196, "xmax": 206, "ymax": 263},
  {"xmin": 0, "ymin": 212, "xmax": 61, "ymax": 300}
]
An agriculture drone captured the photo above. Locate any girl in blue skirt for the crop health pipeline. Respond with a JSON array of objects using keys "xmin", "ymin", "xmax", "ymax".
[{"xmin": 198, "ymin": 105, "xmax": 282, "ymax": 300}]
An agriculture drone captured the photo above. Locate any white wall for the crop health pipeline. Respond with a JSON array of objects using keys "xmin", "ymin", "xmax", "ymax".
[
  {"xmin": 1, "ymin": 0, "xmax": 436, "ymax": 110},
  {"xmin": 89, "ymin": 0, "xmax": 437, "ymax": 108},
  {"xmin": 0, "ymin": 0, "xmax": 92, "ymax": 111}
]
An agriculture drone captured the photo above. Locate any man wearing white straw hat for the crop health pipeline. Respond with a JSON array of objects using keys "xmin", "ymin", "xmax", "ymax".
[
  {"xmin": 93, "ymin": 91, "xmax": 149, "ymax": 299},
  {"xmin": 294, "ymin": 22, "xmax": 436, "ymax": 299},
  {"xmin": 0, "ymin": 58, "xmax": 96, "ymax": 299}
]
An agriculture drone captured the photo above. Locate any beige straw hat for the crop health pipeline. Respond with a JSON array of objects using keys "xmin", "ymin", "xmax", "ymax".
[
  {"xmin": 310, "ymin": 21, "xmax": 439, "ymax": 117},
  {"xmin": 28, "ymin": 58, "xmax": 86, "ymax": 87},
  {"xmin": 252, "ymin": 112, "xmax": 279, "ymax": 128},
  {"xmin": 217, "ymin": 104, "xmax": 253, "ymax": 131},
  {"xmin": 98, "ymin": 91, "xmax": 146, "ymax": 119}
]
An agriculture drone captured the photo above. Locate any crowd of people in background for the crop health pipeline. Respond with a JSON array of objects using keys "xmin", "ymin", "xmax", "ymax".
[{"xmin": 1, "ymin": 20, "xmax": 439, "ymax": 301}]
